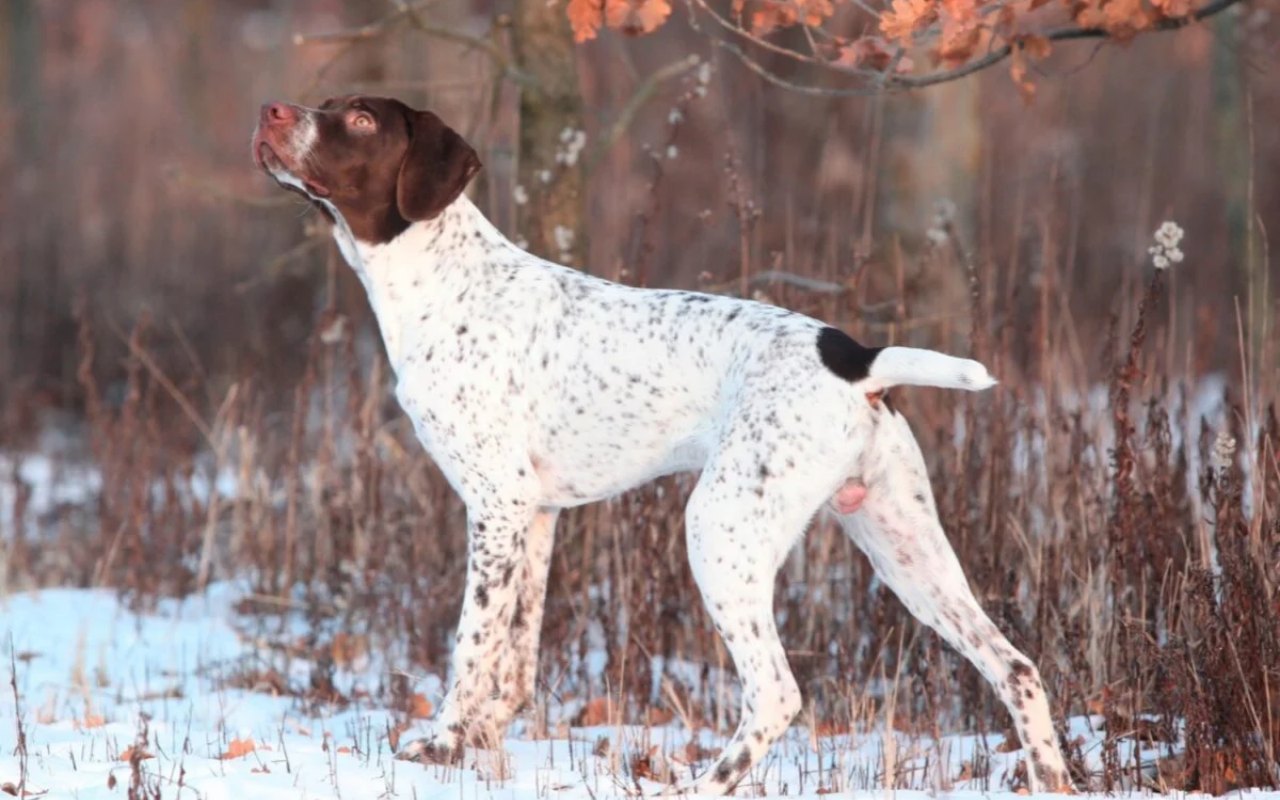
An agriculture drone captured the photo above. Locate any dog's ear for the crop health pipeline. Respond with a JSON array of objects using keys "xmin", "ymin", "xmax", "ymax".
[{"xmin": 396, "ymin": 109, "xmax": 482, "ymax": 222}]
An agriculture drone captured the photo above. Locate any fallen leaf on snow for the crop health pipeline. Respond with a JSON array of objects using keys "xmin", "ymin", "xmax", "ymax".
[
  {"xmin": 411, "ymin": 693, "xmax": 433, "ymax": 719},
  {"xmin": 220, "ymin": 738, "xmax": 256, "ymax": 760}
]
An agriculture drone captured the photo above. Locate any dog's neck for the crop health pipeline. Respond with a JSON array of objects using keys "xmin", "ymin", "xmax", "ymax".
[{"xmin": 328, "ymin": 195, "xmax": 520, "ymax": 369}]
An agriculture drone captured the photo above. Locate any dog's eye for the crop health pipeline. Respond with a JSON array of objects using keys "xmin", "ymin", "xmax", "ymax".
[{"xmin": 349, "ymin": 112, "xmax": 375, "ymax": 130}]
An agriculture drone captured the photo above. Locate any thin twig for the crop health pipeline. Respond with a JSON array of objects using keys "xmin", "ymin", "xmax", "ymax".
[
  {"xmin": 689, "ymin": 0, "xmax": 881, "ymax": 75},
  {"xmin": 587, "ymin": 54, "xmax": 703, "ymax": 174},
  {"xmin": 294, "ymin": 1, "xmax": 537, "ymax": 89},
  {"xmin": 707, "ymin": 269, "xmax": 850, "ymax": 295},
  {"xmin": 109, "ymin": 321, "xmax": 216, "ymax": 449},
  {"xmin": 234, "ymin": 236, "xmax": 329, "ymax": 293}
]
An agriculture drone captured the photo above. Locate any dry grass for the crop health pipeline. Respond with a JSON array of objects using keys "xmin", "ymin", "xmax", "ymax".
[
  {"xmin": 4, "ymin": 206, "xmax": 1276, "ymax": 792},
  {"xmin": 1, "ymin": 1, "xmax": 1278, "ymax": 793}
]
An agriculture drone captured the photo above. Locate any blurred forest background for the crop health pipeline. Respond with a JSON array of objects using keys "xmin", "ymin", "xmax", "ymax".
[
  {"xmin": 2, "ymin": 0, "xmax": 1279, "ymax": 792},
  {"xmin": 0, "ymin": 0, "xmax": 1275, "ymax": 416}
]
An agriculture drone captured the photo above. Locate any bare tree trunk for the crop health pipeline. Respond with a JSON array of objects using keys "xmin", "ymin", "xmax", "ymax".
[
  {"xmin": 3, "ymin": 0, "xmax": 43, "ymax": 396},
  {"xmin": 5, "ymin": 0, "xmax": 40, "ymax": 155},
  {"xmin": 508, "ymin": 1, "xmax": 586, "ymax": 266}
]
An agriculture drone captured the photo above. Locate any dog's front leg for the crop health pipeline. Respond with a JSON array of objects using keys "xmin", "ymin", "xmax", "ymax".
[
  {"xmin": 398, "ymin": 492, "xmax": 540, "ymax": 763},
  {"xmin": 490, "ymin": 507, "xmax": 559, "ymax": 729}
]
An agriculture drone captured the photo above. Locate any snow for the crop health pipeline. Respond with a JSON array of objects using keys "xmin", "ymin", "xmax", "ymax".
[{"xmin": 3, "ymin": 586, "xmax": 1268, "ymax": 800}]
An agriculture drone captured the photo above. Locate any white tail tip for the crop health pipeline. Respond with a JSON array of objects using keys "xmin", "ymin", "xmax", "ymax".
[{"xmin": 868, "ymin": 346, "xmax": 997, "ymax": 392}]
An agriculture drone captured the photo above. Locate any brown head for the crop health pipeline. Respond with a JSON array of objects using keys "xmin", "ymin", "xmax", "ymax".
[{"xmin": 251, "ymin": 96, "xmax": 481, "ymax": 244}]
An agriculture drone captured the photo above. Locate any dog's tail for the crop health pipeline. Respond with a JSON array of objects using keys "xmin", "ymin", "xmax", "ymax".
[{"xmin": 865, "ymin": 346, "xmax": 997, "ymax": 393}]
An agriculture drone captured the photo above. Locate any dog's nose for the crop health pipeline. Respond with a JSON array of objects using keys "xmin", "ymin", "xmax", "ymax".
[{"xmin": 261, "ymin": 102, "xmax": 297, "ymax": 126}]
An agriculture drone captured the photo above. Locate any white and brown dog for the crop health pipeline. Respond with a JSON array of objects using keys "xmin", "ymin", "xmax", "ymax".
[{"xmin": 252, "ymin": 95, "xmax": 1072, "ymax": 794}]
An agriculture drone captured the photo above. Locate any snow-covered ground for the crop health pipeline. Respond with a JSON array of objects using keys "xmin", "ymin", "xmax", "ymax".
[{"xmin": 0, "ymin": 585, "xmax": 1271, "ymax": 800}]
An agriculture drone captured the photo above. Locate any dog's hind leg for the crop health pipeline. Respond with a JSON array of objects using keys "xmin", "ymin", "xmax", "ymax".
[{"xmin": 837, "ymin": 408, "xmax": 1072, "ymax": 792}]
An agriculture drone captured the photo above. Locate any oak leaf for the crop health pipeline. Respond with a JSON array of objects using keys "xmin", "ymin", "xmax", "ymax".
[
  {"xmin": 118, "ymin": 746, "xmax": 154, "ymax": 762},
  {"xmin": 673, "ymin": 741, "xmax": 722, "ymax": 765},
  {"xmin": 1150, "ymin": 0, "xmax": 1193, "ymax": 18},
  {"xmin": 410, "ymin": 692, "xmax": 434, "ymax": 719},
  {"xmin": 880, "ymin": 0, "xmax": 938, "ymax": 45},
  {"xmin": 568, "ymin": 0, "xmax": 606, "ymax": 41},
  {"xmin": 1102, "ymin": 0, "xmax": 1156, "ymax": 38},
  {"xmin": 836, "ymin": 36, "xmax": 902, "ymax": 72},
  {"xmin": 737, "ymin": 0, "xmax": 835, "ymax": 35},
  {"xmin": 1009, "ymin": 43, "xmax": 1037, "ymax": 102},
  {"xmin": 578, "ymin": 696, "xmax": 612, "ymax": 726},
  {"xmin": 1019, "ymin": 33, "xmax": 1052, "ymax": 59},
  {"xmin": 220, "ymin": 737, "xmax": 256, "ymax": 760},
  {"xmin": 936, "ymin": 15, "xmax": 982, "ymax": 66},
  {"xmin": 605, "ymin": 0, "xmax": 672, "ymax": 35},
  {"xmin": 330, "ymin": 632, "xmax": 368, "ymax": 668},
  {"xmin": 814, "ymin": 719, "xmax": 852, "ymax": 737},
  {"xmin": 940, "ymin": 0, "xmax": 979, "ymax": 24}
]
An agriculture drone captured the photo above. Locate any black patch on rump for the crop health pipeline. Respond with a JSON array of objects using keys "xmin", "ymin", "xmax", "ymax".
[{"xmin": 816, "ymin": 327, "xmax": 882, "ymax": 382}]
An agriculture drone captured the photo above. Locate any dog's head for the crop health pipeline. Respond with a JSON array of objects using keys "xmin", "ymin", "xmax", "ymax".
[{"xmin": 252, "ymin": 96, "xmax": 481, "ymax": 244}]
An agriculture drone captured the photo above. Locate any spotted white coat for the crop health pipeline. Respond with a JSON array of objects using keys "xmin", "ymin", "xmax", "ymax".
[{"xmin": 253, "ymin": 97, "xmax": 1073, "ymax": 795}]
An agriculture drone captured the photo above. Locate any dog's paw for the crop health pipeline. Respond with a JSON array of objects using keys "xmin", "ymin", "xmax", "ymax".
[{"xmin": 395, "ymin": 735, "xmax": 462, "ymax": 765}]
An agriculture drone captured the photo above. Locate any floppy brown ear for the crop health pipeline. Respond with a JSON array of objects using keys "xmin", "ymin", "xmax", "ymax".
[{"xmin": 396, "ymin": 110, "xmax": 482, "ymax": 222}]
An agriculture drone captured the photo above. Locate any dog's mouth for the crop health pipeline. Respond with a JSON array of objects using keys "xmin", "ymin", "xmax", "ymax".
[
  {"xmin": 254, "ymin": 139, "xmax": 285, "ymax": 172},
  {"xmin": 253, "ymin": 138, "xmax": 331, "ymax": 199}
]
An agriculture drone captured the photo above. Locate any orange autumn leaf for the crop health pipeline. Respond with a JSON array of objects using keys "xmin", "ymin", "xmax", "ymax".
[
  {"xmin": 330, "ymin": 632, "xmax": 368, "ymax": 668},
  {"xmin": 880, "ymin": 0, "xmax": 938, "ymax": 45},
  {"xmin": 82, "ymin": 714, "xmax": 106, "ymax": 729},
  {"xmin": 1102, "ymin": 0, "xmax": 1157, "ymax": 36},
  {"xmin": 568, "ymin": 0, "xmax": 606, "ymax": 41},
  {"xmin": 387, "ymin": 720, "xmax": 413, "ymax": 752},
  {"xmin": 797, "ymin": 0, "xmax": 837, "ymax": 25},
  {"xmin": 220, "ymin": 737, "xmax": 257, "ymax": 760},
  {"xmin": 578, "ymin": 696, "xmax": 612, "ymax": 726},
  {"xmin": 836, "ymin": 36, "xmax": 896, "ymax": 71},
  {"xmin": 940, "ymin": 0, "xmax": 979, "ymax": 24},
  {"xmin": 628, "ymin": 746, "xmax": 662, "ymax": 780},
  {"xmin": 604, "ymin": 0, "xmax": 672, "ymax": 35},
  {"xmin": 814, "ymin": 719, "xmax": 852, "ymax": 737},
  {"xmin": 675, "ymin": 741, "xmax": 721, "ymax": 765},
  {"xmin": 936, "ymin": 16, "xmax": 982, "ymax": 66},
  {"xmin": 733, "ymin": 0, "xmax": 835, "ymax": 35},
  {"xmin": 1009, "ymin": 43, "xmax": 1037, "ymax": 102},
  {"xmin": 1151, "ymin": 0, "xmax": 1194, "ymax": 17},
  {"xmin": 1019, "ymin": 33, "xmax": 1053, "ymax": 59},
  {"xmin": 118, "ymin": 746, "xmax": 153, "ymax": 762},
  {"xmin": 410, "ymin": 693, "xmax": 434, "ymax": 719},
  {"xmin": 1072, "ymin": 0, "xmax": 1156, "ymax": 37}
]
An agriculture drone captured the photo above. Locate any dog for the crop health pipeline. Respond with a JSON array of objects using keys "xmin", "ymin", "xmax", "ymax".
[{"xmin": 251, "ymin": 95, "xmax": 1072, "ymax": 794}]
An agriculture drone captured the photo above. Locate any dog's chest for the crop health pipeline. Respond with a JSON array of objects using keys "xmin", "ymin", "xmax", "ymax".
[{"xmin": 385, "ymin": 285, "xmax": 729, "ymax": 503}]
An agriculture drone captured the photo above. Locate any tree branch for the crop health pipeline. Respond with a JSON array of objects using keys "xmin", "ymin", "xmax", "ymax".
[
  {"xmin": 889, "ymin": 0, "xmax": 1245, "ymax": 90},
  {"xmin": 687, "ymin": 0, "xmax": 1247, "ymax": 96}
]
